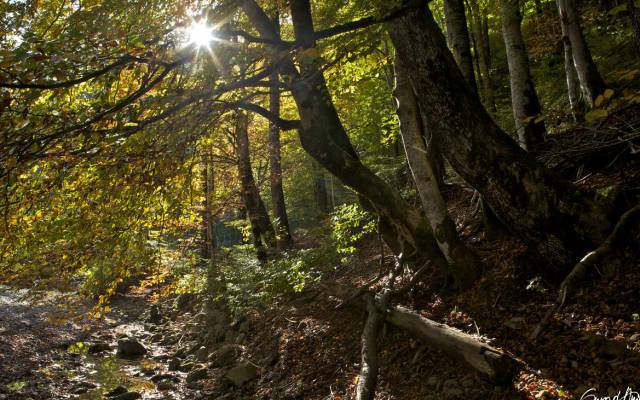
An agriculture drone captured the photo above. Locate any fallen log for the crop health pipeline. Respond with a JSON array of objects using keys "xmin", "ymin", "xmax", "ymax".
[{"xmin": 323, "ymin": 283, "xmax": 521, "ymax": 384}]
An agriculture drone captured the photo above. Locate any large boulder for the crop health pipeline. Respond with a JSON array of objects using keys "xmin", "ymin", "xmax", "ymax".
[
  {"xmin": 208, "ymin": 344, "xmax": 240, "ymax": 368},
  {"xmin": 117, "ymin": 338, "xmax": 147, "ymax": 357},
  {"xmin": 225, "ymin": 362, "xmax": 258, "ymax": 387}
]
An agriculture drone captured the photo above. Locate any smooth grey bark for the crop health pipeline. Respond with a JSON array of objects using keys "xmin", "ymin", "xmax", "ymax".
[
  {"xmin": 267, "ymin": 13, "xmax": 293, "ymax": 250},
  {"xmin": 500, "ymin": 0, "xmax": 546, "ymax": 151},
  {"xmin": 558, "ymin": 0, "xmax": 582, "ymax": 120},
  {"xmin": 388, "ymin": 4, "xmax": 613, "ymax": 262},
  {"xmin": 235, "ymin": 112, "xmax": 276, "ymax": 259},
  {"xmin": 394, "ymin": 55, "xmax": 483, "ymax": 289},
  {"xmin": 240, "ymin": 0, "xmax": 452, "ymax": 281},
  {"xmin": 355, "ymin": 294, "xmax": 382, "ymax": 400},
  {"xmin": 443, "ymin": 0, "xmax": 478, "ymax": 90},
  {"xmin": 557, "ymin": 0, "xmax": 607, "ymax": 106}
]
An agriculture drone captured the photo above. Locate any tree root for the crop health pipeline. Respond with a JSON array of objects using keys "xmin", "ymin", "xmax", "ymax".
[{"xmin": 529, "ymin": 204, "xmax": 640, "ymax": 342}]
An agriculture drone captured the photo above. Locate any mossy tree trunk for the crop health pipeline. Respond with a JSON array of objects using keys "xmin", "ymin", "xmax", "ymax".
[
  {"xmin": 235, "ymin": 111, "xmax": 277, "ymax": 260},
  {"xmin": 241, "ymin": 0, "xmax": 457, "ymax": 284},
  {"xmin": 394, "ymin": 54, "xmax": 483, "ymax": 289},
  {"xmin": 388, "ymin": 4, "xmax": 613, "ymax": 264}
]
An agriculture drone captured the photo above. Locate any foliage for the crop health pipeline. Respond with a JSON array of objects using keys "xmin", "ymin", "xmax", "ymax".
[{"xmin": 330, "ymin": 203, "xmax": 376, "ymax": 261}]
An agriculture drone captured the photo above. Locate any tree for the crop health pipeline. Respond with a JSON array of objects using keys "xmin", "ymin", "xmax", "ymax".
[
  {"xmin": 394, "ymin": 54, "xmax": 484, "ymax": 288},
  {"xmin": 235, "ymin": 112, "xmax": 277, "ymax": 260},
  {"xmin": 267, "ymin": 13, "xmax": 294, "ymax": 250},
  {"xmin": 499, "ymin": 0, "xmax": 546, "ymax": 150},
  {"xmin": 443, "ymin": 0, "xmax": 478, "ymax": 90},
  {"xmin": 387, "ymin": 3, "xmax": 613, "ymax": 263},
  {"xmin": 469, "ymin": 0, "xmax": 497, "ymax": 111},
  {"xmin": 556, "ymin": 0, "xmax": 607, "ymax": 106},
  {"xmin": 240, "ymin": 0, "xmax": 484, "ymax": 289}
]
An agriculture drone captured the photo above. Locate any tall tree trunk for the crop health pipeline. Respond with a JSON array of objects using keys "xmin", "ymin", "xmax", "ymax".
[
  {"xmin": 443, "ymin": 0, "xmax": 478, "ymax": 91},
  {"xmin": 470, "ymin": 0, "xmax": 497, "ymax": 111},
  {"xmin": 312, "ymin": 159, "xmax": 331, "ymax": 215},
  {"xmin": 267, "ymin": 13, "xmax": 293, "ymax": 250},
  {"xmin": 394, "ymin": 55, "xmax": 484, "ymax": 289},
  {"xmin": 235, "ymin": 112, "xmax": 276, "ymax": 259},
  {"xmin": 241, "ymin": 0, "xmax": 458, "ymax": 287},
  {"xmin": 202, "ymin": 158, "xmax": 216, "ymax": 260},
  {"xmin": 558, "ymin": 1, "xmax": 582, "ymax": 120},
  {"xmin": 556, "ymin": 0, "xmax": 607, "ymax": 106},
  {"xmin": 500, "ymin": 0, "xmax": 546, "ymax": 151},
  {"xmin": 388, "ymin": 4, "xmax": 613, "ymax": 264},
  {"xmin": 627, "ymin": 0, "xmax": 640, "ymax": 57}
]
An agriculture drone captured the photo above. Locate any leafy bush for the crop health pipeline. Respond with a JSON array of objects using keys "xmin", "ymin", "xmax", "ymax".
[{"xmin": 330, "ymin": 203, "xmax": 376, "ymax": 262}]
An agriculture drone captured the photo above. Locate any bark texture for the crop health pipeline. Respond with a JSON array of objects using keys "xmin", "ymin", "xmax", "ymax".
[
  {"xmin": 267, "ymin": 16, "xmax": 293, "ymax": 250},
  {"xmin": 443, "ymin": 0, "xmax": 478, "ymax": 90},
  {"xmin": 557, "ymin": 0, "xmax": 607, "ymax": 106},
  {"xmin": 627, "ymin": 0, "xmax": 640, "ymax": 56},
  {"xmin": 470, "ymin": 1, "xmax": 496, "ymax": 111},
  {"xmin": 241, "ymin": 0, "xmax": 452, "ymax": 278},
  {"xmin": 394, "ymin": 55, "xmax": 483, "ymax": 289},
  {"xmin": 558, "ymin": 3, "xmax": 582, "ymax": 121},
  {"xmin": 235, "ymin": 112, "xmax": 276, "ymax": 259},
  {"xmin": 356, "ymin": 294, "xmax": 383, "ymax": 400},
  {"xmin": 326, "ymin": 283, "xmax": 521, "ymax": 383},
  {"xmin": 500, "ymin": 0, "xmax": 546, "ymax": 151},
  {"xmin": 388, "ymin": 5, "xmax": 613, "ymax": 262}
]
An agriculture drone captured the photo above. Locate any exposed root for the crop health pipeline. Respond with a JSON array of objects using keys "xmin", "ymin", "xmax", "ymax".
[{"xmin": 529, "ymin": 204, "xmax": 640, "ymax": 342}]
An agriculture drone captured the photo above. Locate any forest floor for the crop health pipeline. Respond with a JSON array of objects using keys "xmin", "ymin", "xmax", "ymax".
[{"xmin": 1, "ymin": 103, "xmax": 639, "ymax": 400}]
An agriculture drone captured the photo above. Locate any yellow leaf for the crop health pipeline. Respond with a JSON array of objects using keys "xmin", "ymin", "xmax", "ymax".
[
  {"xmin": 594, "ymin": 94, "xmax": 605, "ymax": 108},
  {"xmin": 603, "ymin": 88, "xmax": 614, "ymax": 99}
]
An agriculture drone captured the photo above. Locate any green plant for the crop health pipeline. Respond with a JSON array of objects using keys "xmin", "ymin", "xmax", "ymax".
[{"xmin": 330, "ymin": 203, "xmax": 376, "ymax": 261}]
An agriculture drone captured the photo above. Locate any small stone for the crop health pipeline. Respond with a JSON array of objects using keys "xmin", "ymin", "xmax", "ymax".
[
  {"xmin": 149, "ymin": 333, "xmax": 163, "ymax": 342},
  {"xmin": 168, "ymin": 358, "xmax": 181, "ymax": 371},
  {"xmin": 117, "ymin": 338, "xmax": 147, "ymax": 357},
  {"xmin": 112, "ymin": 392, "xmax": 142, "ymax": 400},
  {"xmin": 87, "ymin": 342, "xmax": 111, "ymax": 354},
  {"xmin": 186, "ymin": 367, "xmax": 208, "ymax": 383},
  {"xmin": 225, "ymin": 362, "xmax": 258, "ymax": 387},
  {"xmin": 105, "ymin": 385, "xmax": 128, "ymax": 397},
  {"xmin": 151, "ymin": 373, "xmax": 178, "ymax": 383},
  {"xmin": 148, "ymin": 304, "xmax": 162, "ymax": 324},
  {"xmin": 156, "ymin": 381, "xmax": 175, "ymax": 391},
  {"xmin": 195, "ymin": 346, "xmax": 209, "ymax": 362},
  {"xmin": 536, "ymin": 390, "xmax": 549, "ymax": 399},
  {"xmin": 628, "ymin": 333, "xmax": 640, "ymax": 342}
]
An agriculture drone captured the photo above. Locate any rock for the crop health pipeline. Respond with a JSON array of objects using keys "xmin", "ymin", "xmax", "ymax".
[
  {"xmin": 151, "ymin": 373, "xmax": 178, "ymax": 383},
  {"xmin": 112, "ymin": 392, "xmax": 142, "ymax": 400},
  {"xmin": 195, "ymin": 346, "xmax": 209, "ymax": 362},
  {"xmin": 156, "ymin": 381, "xmax": 175, "ymax": 391},
  {"xmin": 178, "ymin": 361, "xmax": 195, "ymax": 372},
  {"xmin": 87, "ymin": 342, "xmax": 111, "ymax": 354},
  {"xmin": 205, "ymin": 324, "xmax": 226, "ymax": 345},
  {"xmin": 598, "ymin": 340, "xmax": 627, "ymax": 359},
  {"xmin": 149, "ymin": 333, "xmax": 163, "ymax": 342},
  {"xmin": 175, "ymin": 293, "xmax": 196, "ymax": 311},
  {"xmin": 225, "ymin": 363, "xmax": 258, "ymax": 387},
  {"xmin": 209, "ymin": 345, "xmax": 240, "ymax": 368},
  {"xmin": 148, "ymin": 304, "xmax": 162, "ymax": 324},
  {"xmin": 168, "ymin": 358, "xmax": 181, "ymax": 371},
  {"xmin": 186, "ymin": 367, "xmax": 208, "ymax": 383},
  {"xmin": 71, "ymin": 381, "xmax": 97, "ymax": 394},
  {"xmin": 117, "ymin": 338, "xmax": 147, "ymax": 357},
  {"xmin": 628, "ymin": 333, "xmax": 640, "ymax": 343},
  {"xmin": 105, "ymin": 385, "xmax": 128, "ymax": 397}
]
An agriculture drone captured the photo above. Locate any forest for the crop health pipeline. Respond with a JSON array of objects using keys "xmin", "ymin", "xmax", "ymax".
[{"xmin": 0, "ymin": 0, "xmax": 639, "ymax": 399}]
